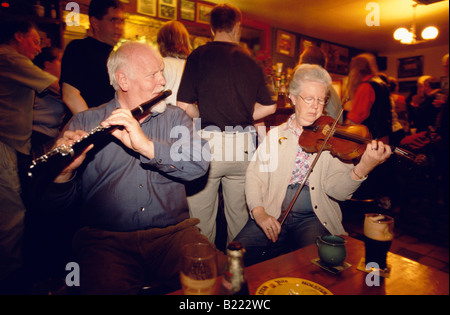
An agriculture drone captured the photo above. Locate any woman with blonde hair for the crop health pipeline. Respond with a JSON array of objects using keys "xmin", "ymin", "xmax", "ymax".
[
  {"xmin": 157, "ymin": 21, "xmax": 192, "ymax": 106},
  {"xmin": 344, "ymin": 53, "xmax": 391, "ymax": 143}
]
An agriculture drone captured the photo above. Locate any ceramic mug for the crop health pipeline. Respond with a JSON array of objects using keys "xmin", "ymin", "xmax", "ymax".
[{"xmin": 316, "ymin": 235, "xmax": 347, "ymax": 267}]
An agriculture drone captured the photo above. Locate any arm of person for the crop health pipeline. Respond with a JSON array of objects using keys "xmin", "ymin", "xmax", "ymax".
[
  {"xmin": 351, "ymin": 140, "xmax": 392, "ymax": 180},
  {"xmin": 47, "ymin": 80, "xmax": 60, "ymax": 95},
  {"xmin": 101, "ymin": 108, "xmax": 154, "ymax": 158},
  {"xmin": 317, "ymin": 140, "xmax": 391, "ymax": 203},
  {"xmin": 177, "ymin": 101, "xmax": 200, "ymax": 118},
  {"xmin": 251, "ymin": 206, "xmax": 282, "ymax": 243},
  {"xmin": 53, "ymin": 129, "xmax": 94, "ymax": 183},
  {"xmin": 245, "ymin": 130, "xmax": 284, "ymax": 242},
  {"xmin": 62, "ymin": 82, "xmax": 89, "ymax": 114},
  {"xmin": 101, "ymin": 107, "xmax": 209, "ymax": 181},
  {"xmin": 253, "ymin": 102, "xmax": 277, "ymax": 121}
]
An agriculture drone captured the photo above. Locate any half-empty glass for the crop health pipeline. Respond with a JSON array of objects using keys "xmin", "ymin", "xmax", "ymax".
[{"xmin": 180, "ymin": 242, "xmax": 217, "ymax": 295}]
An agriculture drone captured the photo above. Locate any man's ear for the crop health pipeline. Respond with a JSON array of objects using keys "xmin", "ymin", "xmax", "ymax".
[
  {"xmin": 116, "ymin": 70, "xmax": 128, "ymax": 91},
  {"xmin": 14, "ymin": 31, "xmax": 25, "ymax": 43},
  {"xmin": 89, "ymin": 16, "xmax": 99, "ymax": 34}
]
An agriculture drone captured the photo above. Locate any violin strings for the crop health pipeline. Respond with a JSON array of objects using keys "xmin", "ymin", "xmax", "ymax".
[{"xmin": 332, "ymin": 129, "xmax": 369, "ymax": 144}]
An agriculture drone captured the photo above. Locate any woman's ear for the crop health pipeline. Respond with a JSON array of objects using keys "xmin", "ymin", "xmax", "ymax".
[{"xmin": 289, "ymin": 93, "xmax": 296, "ymax": 105}]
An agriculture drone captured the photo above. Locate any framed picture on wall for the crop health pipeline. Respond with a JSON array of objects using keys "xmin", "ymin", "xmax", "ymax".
[
  {"xmin": 137, "ymin": 0, "xmax": 157, "ymax": 17},
  {"xmin": 197, "ymin": 3, "xmax": 214, "ymax": 24},
  {"xmin": 180, "ymin": 0, "xmax": 196, "ymax": 21},
  {"xmin": 298, "ymin": 38, "xmax": 319, "ymax": 57},
  {"xmin": 398, "ymin": 56, "xmax": 424, "ymax": 78},
  {"xmin": 398, "ymin": 80, "xmax": 417, "ymax": 94},
  {"xmin": 276, "ymin": 30, "xmax": 296, "ymax": 57},
  {"xmin": 158, "ymin": 0, "xmax": 177, "ymax": 20},
  {"xmin": 320, "ymin": 42, "xmax": 350, "ymax": 75}
]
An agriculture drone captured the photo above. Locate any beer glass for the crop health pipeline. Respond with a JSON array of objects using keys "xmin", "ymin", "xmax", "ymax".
[
  {"xmin": 180, "ymin": 242, "xmax": 217, "ymax": 295},
  {"xmin": 363, "ymin": 213, "xmax": 394, "ymax": 270}
]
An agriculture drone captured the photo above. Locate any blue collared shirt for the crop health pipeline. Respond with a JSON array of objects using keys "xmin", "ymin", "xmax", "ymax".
[{"xmin": 44, "ymin": 96, "xmax": 209, "ymax": 232}]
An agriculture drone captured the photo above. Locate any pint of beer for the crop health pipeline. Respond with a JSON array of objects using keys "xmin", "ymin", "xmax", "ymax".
[{"xmin": 363, "ymin": 213, "xmax": 394, "ymax": 270}]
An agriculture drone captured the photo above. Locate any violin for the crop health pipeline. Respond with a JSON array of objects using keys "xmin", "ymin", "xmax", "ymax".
[{"xmin": 299, "ymin": 115, "xmax": 426, "ymax": 165}]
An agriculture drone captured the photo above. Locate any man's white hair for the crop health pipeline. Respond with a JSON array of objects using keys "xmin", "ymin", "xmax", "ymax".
[{"xmin": 107, "ymin": 41, "xmax": 160, "ymax": 90}]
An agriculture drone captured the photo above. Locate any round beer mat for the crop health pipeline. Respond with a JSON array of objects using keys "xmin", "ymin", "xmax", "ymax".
[{"xmin": 255, "ymin": 277, "xmax": 333, "ymax": 295}]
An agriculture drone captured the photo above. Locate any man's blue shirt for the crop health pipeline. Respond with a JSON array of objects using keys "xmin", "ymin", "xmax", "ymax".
[{"xmin": 44, "ymin": 96, "xmax": 209, "ymax": 232}]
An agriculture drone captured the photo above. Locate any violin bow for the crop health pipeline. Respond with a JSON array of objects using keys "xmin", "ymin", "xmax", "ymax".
[{"xmin": 278, "ymin": 108, "xmax": 345, "ymax": 226}]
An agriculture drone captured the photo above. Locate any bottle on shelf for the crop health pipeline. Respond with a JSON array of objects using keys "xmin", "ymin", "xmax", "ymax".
[
  {"xmin": 33, "ymin": 1, "xmax": 45, "ymax": 17},
  {"xmin": 50, "ymin": 4, "xmax": 57, "ymax": 19},
  {"xmin": 218, "ymin": 241, "xmax": 250, "ymax": 295}
]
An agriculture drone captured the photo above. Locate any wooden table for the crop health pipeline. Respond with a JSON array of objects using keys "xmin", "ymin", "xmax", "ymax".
[
  {"xmin": 244, "ymin": 235, "xmax": 449, "ymax": 295},
  {"xmin": 170, "ymin": 236, "xmax": 448, "ymax": 295}
]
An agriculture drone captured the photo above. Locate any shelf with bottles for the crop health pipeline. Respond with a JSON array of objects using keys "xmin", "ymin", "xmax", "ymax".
[
  {"xmin": 1, "ymin": 0, "xmax": 60, "ymax": 20},
  {"xmin": 0, "ymin": 0, "xmax": 63, "ymax": 48},
  {"xmin": 271, "ymin": 62, "xmax": 293, "ymax": 108}
]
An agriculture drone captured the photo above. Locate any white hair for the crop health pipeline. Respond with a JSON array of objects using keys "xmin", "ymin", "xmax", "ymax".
[
  {"xmin": 107, "ymin": 41, "xmax": 160, "ymax": 90},
  {"xmin": 289, "ymin": 64, "xmax": 332, "ymax": 97}
]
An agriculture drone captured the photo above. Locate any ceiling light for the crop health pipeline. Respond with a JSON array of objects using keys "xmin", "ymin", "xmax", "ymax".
[
  {"xmin": 394, "ymin": 28, "xmax": 410, "ymax": 40},
  {"xmin": 393, "ymin": 3, "xmax": 439, "ymax": 45},
  {"xmin": 421, "ymin": 26, "xmax": 439, "ymax": 39},
  {"xmin": 400, "ymin": 31, "xmax": 415, "ymax": 44}
]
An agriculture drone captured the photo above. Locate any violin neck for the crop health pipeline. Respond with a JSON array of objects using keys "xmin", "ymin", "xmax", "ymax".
[
  {"xmin": 392, "ymin": 146, "xmax": 420, "ymax": 163},
  {"xmin": 334, "ymin": 129, "xmax": 422, "ymax": 164},
  {"xmin": 333, "ymin": 129, "xmax": 369, "ymax": 145}
]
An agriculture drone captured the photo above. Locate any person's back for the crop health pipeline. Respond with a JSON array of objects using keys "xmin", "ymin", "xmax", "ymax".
[
  {"xmin": 345, "ymin": 54, "xmax": 391, "ymax": 142},
  {"xmin": 180, "ymin": 41, "xmax": 271, "ymax": 130},
  {"xmin": 157, "ymin": 21, "xmax": 191, "ymax": 106},
  {"xmin": 177, "ymin": 4, "xmax": 275, "ymax": 244}
]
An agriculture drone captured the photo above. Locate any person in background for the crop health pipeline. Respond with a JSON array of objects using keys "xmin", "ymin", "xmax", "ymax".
[
  {"xmin": 177, "ymin": 3, "xmax": 276, "ymax": 244},
  {"xmin": 407, "ymin": 75, "xmax": 444, "ymax": 133},
  {"xmin": 60, "ymin": 0, "xmax": 125, "ymax": 115},
  {"xmin": 298, "ymin": 45, "xmax": 343, "ymax": 123},
  {"xmin": 438, "ymin": 54, "xmax": 449, "ymax": 209},
  {"xmin": 0, "ymin": 18, "xmax": 58, "ymax": 291},
  {"xmin": 31, "ymin": 47, "xmax": 65, "ymax": 157},
  {"xmin": 39, "ymin": 42, "xmax": 220, "ymax": 294},
  {"xmin": 378, "ymin": 73, "xmax": 404, "ymax": 147},
  {"xmin": 234, "ymin": 64, "xmax": 391, "ymax": 266},
  {"xmin": 344, "ymin": 53, "xmax": 392, "ymax": 143},
  {"xmin": 388, "ymin": 77, "xmax": 409, "ymax": 136},
  {"xmin": 343, "ymin": 53, "xmax": 393, "ymax": 208},
  {"xmin": 157, "ymin": 21, "xmax": 192, "ymax": 106}
]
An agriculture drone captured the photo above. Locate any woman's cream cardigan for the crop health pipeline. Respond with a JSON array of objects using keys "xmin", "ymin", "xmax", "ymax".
[{"xmin": 245, "ymin": 122, "xmax": 366, "ymax": 235}]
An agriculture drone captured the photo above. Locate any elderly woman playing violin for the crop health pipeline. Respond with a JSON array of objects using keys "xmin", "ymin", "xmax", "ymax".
[{"xmin": 233, "ymin": 64, "xmax": 391, "ymax": 266}]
